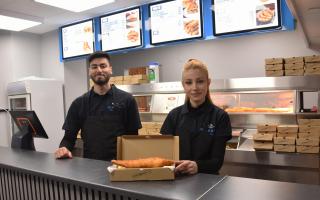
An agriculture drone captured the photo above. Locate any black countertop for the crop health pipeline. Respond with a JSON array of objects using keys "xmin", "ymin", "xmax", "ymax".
[
  {"xmin": 0, "ymin": 147, "xmax": 224, "ymax": 200},
  {"xmin": 1, "ymin": 146, "xmax": 319, "ymax": 200}
]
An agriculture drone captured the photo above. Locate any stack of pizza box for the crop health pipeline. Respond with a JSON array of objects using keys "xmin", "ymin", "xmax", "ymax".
[
  {"xmin": 138, "ymin": 122, "xmax": 163, "ymax": 135},
  {"xmin": 265, "ymin": 58, "xmax": 284, "ymax": 77},
  {"xmin": 297, "ymin": 119, "xmax": 320, "ymax": 154},
  {"xmin": 304, "ymin": 55, "xmax": 320, "ymax": 75},
  {"xmin": 109, "ymin": 76, "xmax": 124, "ymax": 85},
  {"xmin": 253, "ymin": 124, "xmax": 277, "ymax": 151},
  {"xmin": 284, "ymin": 57, "xmax": 304, "ymax": 76},
  {"xmin": 274, "ymin": 125, "xmax": 298, "ymax": 152},
  {"xmin": 122, "ymin": 75, "xmax": 147, "ymax": 85}
]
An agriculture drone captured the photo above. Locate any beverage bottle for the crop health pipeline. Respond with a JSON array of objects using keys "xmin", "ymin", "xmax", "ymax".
[{"xmin": 148, "ymin": 62, "xmax": 159, "ymax": 83}]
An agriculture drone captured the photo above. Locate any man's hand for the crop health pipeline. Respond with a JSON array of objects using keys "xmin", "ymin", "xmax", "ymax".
[
  {"xmin": 54, "ymin": 147, "xmax": 72, "ymax": 159},
  {"xmin": 174, "ymin": 160, "xmax": 198, "ymax": 175}
]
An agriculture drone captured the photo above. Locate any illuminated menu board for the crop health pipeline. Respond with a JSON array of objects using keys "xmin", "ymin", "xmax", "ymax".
[
  {"xmin": 149, "ymin": 0, "xmax": 203, "ymax": 45},
  {"xmin": 61, "ymin": 19, "xmax": 94, "ymax": 59},
  {"xmin": 213, "ymin": 0, "xmax": 281, "ymax": 36},
  {"xmin": 100, "ymin": 7, "xmax": 142, "ymax": 51}
]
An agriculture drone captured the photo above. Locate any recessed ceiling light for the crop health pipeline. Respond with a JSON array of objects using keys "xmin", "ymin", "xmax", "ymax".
[
  {"xmin": 0, "ymin": 15, "xmax": 41, "ymax": 31},
  {"xmin": 34, "ymin": 0, "xmax": 115, "ymax": 12}
]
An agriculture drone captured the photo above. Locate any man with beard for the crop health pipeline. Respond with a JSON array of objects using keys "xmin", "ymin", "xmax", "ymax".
[{"xmin": 55, "ymin": 51, "xmax": 141, "ymax": 161}]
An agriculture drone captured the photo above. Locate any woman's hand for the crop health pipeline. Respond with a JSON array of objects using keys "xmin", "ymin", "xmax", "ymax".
[
  {"xmin": 174, "ymin": 160, "xmax": 198, "ymax": 175},
  {"xmin": 54, "ymin": 147, "xmax": 72, "ymax": 159}
]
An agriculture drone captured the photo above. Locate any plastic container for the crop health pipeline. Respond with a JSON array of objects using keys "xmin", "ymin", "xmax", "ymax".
[{"xmin": 148, "ymin": 62, "xmax": 160, "ymax": 83}]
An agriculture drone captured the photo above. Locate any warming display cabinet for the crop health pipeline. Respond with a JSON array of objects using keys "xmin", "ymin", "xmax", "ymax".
[
  {"xmin": 118, "ymin": 76, "xmax": 320, "ymax": 184},
  {"xmin": 118, "ymin": 75, "xmax": 320, "ymax": 131}
]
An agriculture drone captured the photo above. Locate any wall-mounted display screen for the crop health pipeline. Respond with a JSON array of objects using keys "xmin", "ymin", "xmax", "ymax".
[
  {"xmin": 149, "ymin": 0, "xmax": 203, "ymax": 45},
  {"xmin": 100, "ymin": 7, "xmax": 142, "ymax": 51},
  {"xmin": 61, "ymin": 19, "xmax": 94, "ymax": 59},
  {"xmin": 213, "ymin": 0, "xmax": 281, "ymax": 36}
]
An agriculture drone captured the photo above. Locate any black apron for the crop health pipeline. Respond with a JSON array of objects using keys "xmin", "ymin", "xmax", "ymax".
[{"xmin": 81, "ymin": 88, "xmax": 125, "ymax": 161}]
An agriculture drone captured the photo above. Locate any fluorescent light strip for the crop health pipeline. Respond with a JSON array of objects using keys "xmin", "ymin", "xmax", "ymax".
[
  {"xmin": 34, "ymin": 0, "xmax": 115, "ymax": 12},
  {"xmin": 0, "ymin": 15, "xmax": 41, "ymax": 31}
]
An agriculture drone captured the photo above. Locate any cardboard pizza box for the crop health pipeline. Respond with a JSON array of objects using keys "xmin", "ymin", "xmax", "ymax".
[{"xmin": 108, "ymin": 135, "xmax": 179, "ymax": 181}]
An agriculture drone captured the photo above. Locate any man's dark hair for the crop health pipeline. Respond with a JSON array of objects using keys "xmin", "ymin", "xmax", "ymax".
[{"xmin": 87, "ymin": 51, "xmax": 111, "ymax": 64}]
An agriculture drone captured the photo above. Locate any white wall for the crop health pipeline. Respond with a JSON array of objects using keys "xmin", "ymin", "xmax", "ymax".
[
  {"xmin": 0, "ymin": 31, "xmax": 14, "ymax": 147},
  {"xmin": 40, "ymin": 30, "xmax": 64, "ymax": 81},
  {"xmin": 64, "ymin": 59, "xmax": 88, "ymax": 111},
  {"xmin": 0, "ymin": 31, "xmax": 42, "ymax": 147},
  {"xmin": 10, "ymin": 32, "xmax": 42, "ymax": 80}
]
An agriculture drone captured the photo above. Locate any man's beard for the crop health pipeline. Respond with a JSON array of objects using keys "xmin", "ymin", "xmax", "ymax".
[{"xmin": 91, "ymin": 74, "xmax": 111, "ymax": 86}]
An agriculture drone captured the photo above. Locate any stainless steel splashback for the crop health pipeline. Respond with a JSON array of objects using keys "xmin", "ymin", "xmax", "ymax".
[{"xmin": 117, "ymin": 76, "xmax": 320, "ymax": 93}]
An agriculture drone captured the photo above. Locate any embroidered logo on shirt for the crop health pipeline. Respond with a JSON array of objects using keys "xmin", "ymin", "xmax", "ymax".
[
  {"xmin": 199, "ymin": 123, "xmax": 216, "ymax": 136},
  {"xmin": 207, "ymin": 123, "xmax": 215, "ymax": 135}
]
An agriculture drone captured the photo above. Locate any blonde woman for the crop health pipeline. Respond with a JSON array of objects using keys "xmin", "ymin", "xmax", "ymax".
[{"xmin": 160, "ymin": 59, "xmax": 231, "ymax": 175}]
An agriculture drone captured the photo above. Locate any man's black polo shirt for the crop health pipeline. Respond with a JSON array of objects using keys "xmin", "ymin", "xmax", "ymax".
[{"xmin": 60, "ymin": 85, "xmax": 142, "ymax": 152}]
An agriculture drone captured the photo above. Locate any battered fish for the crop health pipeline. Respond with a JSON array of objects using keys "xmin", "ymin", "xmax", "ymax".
[{"xmin": 112, "ymin": 157, "xmax": 174, "ymax": 168}]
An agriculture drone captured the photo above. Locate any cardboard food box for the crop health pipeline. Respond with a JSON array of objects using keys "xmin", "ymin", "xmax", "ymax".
[
  {"xmin": 128, "ymin": 66, "xmax": 148, "ymax": 75},
  {"xmin": 265, "ymin": 58, "xmax": 284, "ymax": 65},
  {"xmin": 274, "ymin": 145, "xmax": 295, "ymax": 153},
  {"xmin": 131, "ymin": 74, "xmax": 148, "ymax": 80},
  {"xmin": 274, "ymin": 137, "xmax": 296, "ymax": 145},
  {"xmin": 122, "ymin": 80, "xmax": 131, "ymax": 85},
  {"xmin": 296, "ymin": 146, "xmax": 319, "ymax": 154},
  {"xmin": 113, "ymin": 76, "xmax": 124, "ymax": 81},
  {"xmin": 138, "ymin": 128, "xmax": 147, "ymax": 135},
  {"xmin": 138, "ymin": 79, "xmax": 149, "ymax": 84},
  {"xmin": 114, "ymin": 80, "xmax": 124, "ymax": 85},
  {"xmin": 253, "ymin": 133, "xmax": 273, "ymax": 141},
  {"xmin": 258, "ymin": 131, "xmax": 277, "ymax": 137},
  {"xmin": 296, "ymin": 138, "xmax": 319, "ymax": 146},
  {"xmin": 108, "ymin": 135, "xmax": 179, "ymax": 181},
  {"xmin": 277, "ymin": 125, "xmax": 298, "ymax": 133},
  {"xmin": 285, "ymin": 69, "xmax": 304, "ymax": 76},
  {"xmin": 298, "ymin": 132, "xmax": 319, "ymax": 139},
  {"xmin": 304, "ymin": 67, "xmax": 320, "ymax": 75},
  {"xmin": 257, "ymin": 124, "xmax": 277, "ymax": 132},
  {"xmin": 142, "ymin": 122, "xmax": 163, "ymax": 129},
  {"xmin": 265, "ymin": 70, "xmax": 284, "ymax": 77},
  {"xmin": 123, "ymin": 75, "xmax": 132, "ymax": 81},
  {"xmin": 298, "ymin": 119, "xmax": 320, "ymax": 126},
  {"xmin": 304, "ymin": 55, "xmax": 320, "ymax": 63},
  {"xmin": 284, "ymin": 63, "xmax": 304, "ymax": 70},
  {"xmin": 265, "ymin": 64, "xmax": 283, "ymax": 71},
  {"xmin": 305, "ymin": 63, "xmax": 320, "ymax": 69},
  {"xmin": 139, "ymin": 122, "xmax": 163, "ymax": 135},
  {"xmin": 299, "ymin": 126, "xmax": 320, "ymax": 134},
  {"xmin": 277, "ymin": 132, "xmax": 297, "ymax": 138},
  {"xmin": 253, "ymin": 141, "xmax": 273, "ymax": 151},
  {"xmin": 284, "ymin": 57, "xmax": 304, "ymax": 64}
]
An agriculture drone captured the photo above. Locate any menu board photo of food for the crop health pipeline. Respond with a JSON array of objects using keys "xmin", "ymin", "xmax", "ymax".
[
  {"xmin": 100, "ymin": 7, "xmax": 142, "ymax": 52},
  {"xmin": 61, "ymin": 19, "xmax": 94, "ymax": 59},
  {"xmin": 149, "ymin": 0, "xmax": 203, "ymax": 45},
  {"xmin": 213, "ymin": 0, "xmax": 281, "ymax": 36}
]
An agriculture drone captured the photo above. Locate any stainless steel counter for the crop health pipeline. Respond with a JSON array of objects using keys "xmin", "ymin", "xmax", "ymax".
[
  {"xmin": 201, "ymin": 176, "xmax": 320, "ymax": 200},
  {"xmin": 221, "ymin": 149, "xmax": 320, "ymax": 185},
  {"xmin": 1, "ymin": 146, "xmax": 319, "ymax": 200}
]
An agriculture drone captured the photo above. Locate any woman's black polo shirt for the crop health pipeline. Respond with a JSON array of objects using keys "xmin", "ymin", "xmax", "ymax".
[{"xmin": 160, "ymin": 100, "xmax": 232, "ymax": 174}]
